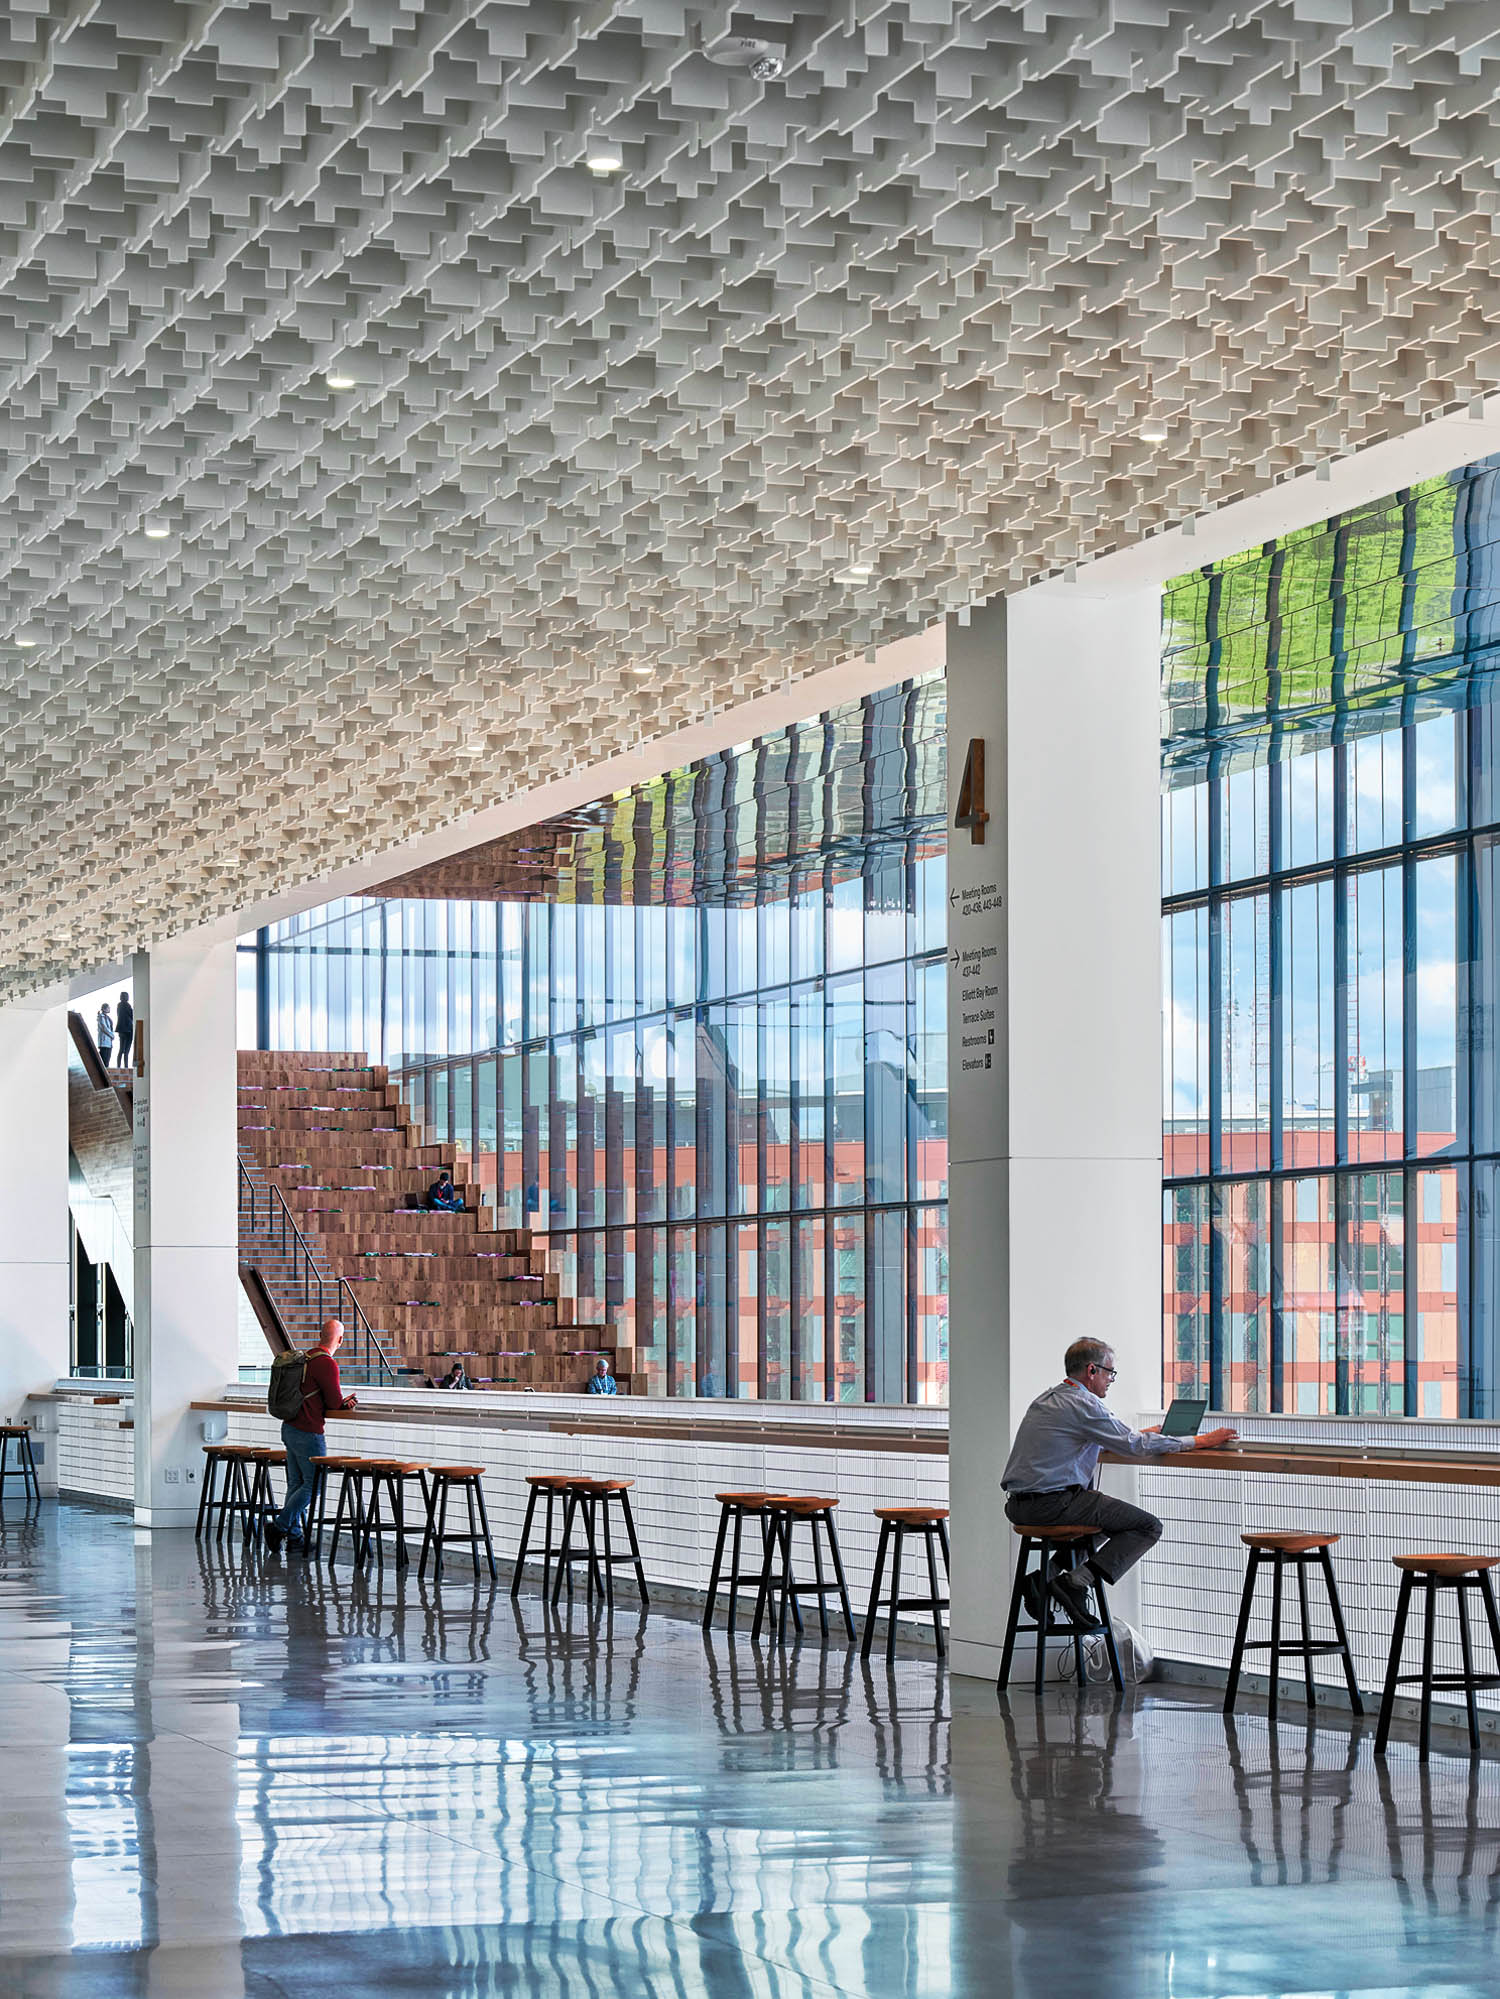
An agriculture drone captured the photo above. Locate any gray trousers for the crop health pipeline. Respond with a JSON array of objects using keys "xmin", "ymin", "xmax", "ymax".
[{"xmin": 1004, "ymin": 1485, "xmax": 1163, "ymax": 1584}]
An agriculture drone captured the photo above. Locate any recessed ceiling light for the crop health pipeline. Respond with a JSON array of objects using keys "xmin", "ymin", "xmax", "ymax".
[
  {"xmin": 325, "ymin": 371, "xmax": 357, "ymax": 391},
  {"xmin": 143, "ymin": 522, "xmax": 170, "ymax": 539},
  {"xmin": 586, "ymin": 148, "xmax": 623, "ymax": 175},
  {"xmin": 15, "ymin": 635, "xmax": 38, "ymax": 649},
  {"xmin": 1140, "ymin": 415, "xmax": 1170, "ymax": 443},
  {"xmin": 843, "ymin": 563, "xmax": 874, "ymax": 581},
  {"xmin": 626, "ymin": 663, "xmax": 653, "ymax": 676}
]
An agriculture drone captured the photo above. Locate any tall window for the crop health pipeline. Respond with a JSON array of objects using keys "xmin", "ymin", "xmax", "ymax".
[
  {"xmin": 1162, "ymin": 461, "xmax": 1500, "ymax": 1417},
  {"xmin": 248, "ymin": 676, "xmax": 949, "ymax": 1406}
]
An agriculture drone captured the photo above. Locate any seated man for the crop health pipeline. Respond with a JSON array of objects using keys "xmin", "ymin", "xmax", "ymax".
[
  {"xmin": 585, "ymin": 1357, "xmax": 617, "ymax": 1395},
  {"xmin": 1002, "ymin": 1336, "xmax": 1236, "ymax": 1626},
  {"xmin": 425, "ymin": 1172, "xmax": 464, "ymax": 1212},
  {"xmin": 437, "ymin": 1360, "xmax": 470, "ymax": 1390}
]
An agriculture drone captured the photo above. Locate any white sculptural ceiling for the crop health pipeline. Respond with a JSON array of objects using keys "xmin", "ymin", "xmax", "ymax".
[{"xmin": 2, "ymin": 0, "xmax": 1497, "ymax": 995}]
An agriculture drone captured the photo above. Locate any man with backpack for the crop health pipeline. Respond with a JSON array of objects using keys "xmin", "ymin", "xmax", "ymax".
[{"xmin": 265, "ymin": 1318, "xmax": 357, "ymax": 1553}]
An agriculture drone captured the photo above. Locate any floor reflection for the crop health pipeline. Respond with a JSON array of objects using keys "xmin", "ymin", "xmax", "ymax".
[{"xmin": 8, "ymin": 1503, "xmax": 1500, "ymax": 1995}]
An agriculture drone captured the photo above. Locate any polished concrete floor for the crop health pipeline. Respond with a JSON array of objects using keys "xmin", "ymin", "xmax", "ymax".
[{"xmin": 0, "ymin": 1502, "xmax": 1496, "ymax": 1996}]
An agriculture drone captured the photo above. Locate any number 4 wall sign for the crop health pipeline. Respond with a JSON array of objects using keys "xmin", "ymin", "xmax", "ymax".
[{"xmin": 955, "ymin": 737, "xmax": 988, "ymax": 843}]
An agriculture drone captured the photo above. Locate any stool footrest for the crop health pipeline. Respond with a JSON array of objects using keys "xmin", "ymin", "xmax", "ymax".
[
  {"xmin": 1235, "ymin": 1638, "xmax": 1351, "ymax": 1656},
  {"xmin": 1388, "ymin": 1671, "xmax": 1500, "ymax": 1692}
]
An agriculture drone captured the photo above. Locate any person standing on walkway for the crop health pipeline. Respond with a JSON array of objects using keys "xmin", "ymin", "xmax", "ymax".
[
  {"xmin": 1002, "ymin": 1336, "xmax": 1236, "ymax": 1626},
  {"xmin": 96, "ymin": 1002, "xmax": 114, "ymax": 1069},
  {"xmin": 115, "ymin": 991, "xmax": 134, "ymax": 1071},
  {"xmin": 266, "ymin": 1318, "xmax": 357, "ymax": 1552}
]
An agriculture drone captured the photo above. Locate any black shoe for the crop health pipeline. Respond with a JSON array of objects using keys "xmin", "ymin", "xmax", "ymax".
[
  {"xmin": 263, "ymin": 1524, "xmax": 285, "ymax": 1553},
  {"xmin": 1050, "ymin": 1568, "xmax": 1096, "ymax": 1629},
  {"xmin": 1021, "ymin": 1570, "xmax": 1045, "ymax": 1624}
]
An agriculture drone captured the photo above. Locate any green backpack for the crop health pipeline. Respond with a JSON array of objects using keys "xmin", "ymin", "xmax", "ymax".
[{"xmin": 267, "ymin": 1350, "xmax": 308, "ymax": 1422}]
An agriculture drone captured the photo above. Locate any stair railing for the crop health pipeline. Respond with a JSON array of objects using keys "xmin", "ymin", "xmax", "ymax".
[{"xmin": 237, "ymin": 1157, "xmax": 396, "ymax": 1385}]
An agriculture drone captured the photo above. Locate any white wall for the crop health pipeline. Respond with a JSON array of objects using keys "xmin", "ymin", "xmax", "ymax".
[{"xmin": 0, "ymin": 1001, "xmax": 70, "ymax": 1429}]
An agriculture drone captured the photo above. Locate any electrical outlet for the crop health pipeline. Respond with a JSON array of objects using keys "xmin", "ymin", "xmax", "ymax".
[
  {"xmin": 185, "ymin": 1467, "xmax": 197, "ymax": 1484},
  {"xmin": 164, "ymin": 1468, "xmax": 180, "ymax": 1485}
]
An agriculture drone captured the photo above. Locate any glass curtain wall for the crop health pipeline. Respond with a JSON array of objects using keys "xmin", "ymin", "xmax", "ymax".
[
  {"xmin": 251, "ymin": 677, "xmax": 949, "ymax": 1405},
  {"xmin": 1162, "ymin": 458, "xmax": 1500, "ymax": 1418}
]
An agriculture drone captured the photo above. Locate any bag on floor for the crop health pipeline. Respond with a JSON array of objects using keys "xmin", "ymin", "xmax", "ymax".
[
  {"xmin": 267, "ymin": 1351, "xmax": 308, "ymax": 1422},
  {"xmin": 1056, "ymin": 1618, "xmax": 1156, "ymax": 1685}
]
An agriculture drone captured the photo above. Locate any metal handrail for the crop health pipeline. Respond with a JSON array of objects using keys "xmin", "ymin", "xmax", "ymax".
[{"xmin": 237, "ymin": 1156, "xmax": 396, "ymax": 1385}]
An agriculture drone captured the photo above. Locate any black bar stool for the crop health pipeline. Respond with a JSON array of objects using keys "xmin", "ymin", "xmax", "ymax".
[
  {"xmin": 703, "ymin": 1492, "xmax": 780, "ymax": 1633},
  {"xmin": 351, "ymin": 1460, "xmax": 429, "ymax": 1568},
  {"xmin": 1375, "ymin": 1552, "xmax": 1500, "ymax": 1759},
  {"xmin": 997, "ymin": 1525, "xmax": 1124, "ymax": 1693},
  {"xmin": 1223, "ymin": 1529, "xmax": 1363, "ymax": 1721},
  {"xmin": 420, "ymin": 1466, "xmax": 498, "ymax": 1581},
  {"xmin": 238, "ymin": 1448, "xmax": 287, "ymax": 1544},
  {"xmin": 752, "ymin": 1497, "xmax": 855, "ymax": 1645},
  {"xmin": 862, "ymin": 1506, "xmax": 950, "ymax": 1660},
  {"xmin": 0, "ymin": 1425, "xmax": 40, "ymax": 1505},
  {"xmin": 197, "ymin": 1445, "xmax": 257, "ymax": 1543},
  {"xmin": 550, "ymin": 1477, "xmax": 648, "ymax": 1608},
  {"xmin": 306, "ymin": 1455, "xmax": 372, "ymax": 1559},
  {"xmin": 511, "ymin": 1473, "xmax": 576, "ymax": 1598}
]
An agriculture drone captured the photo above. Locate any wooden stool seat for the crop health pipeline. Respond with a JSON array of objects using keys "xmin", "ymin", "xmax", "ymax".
[
  {"xmin": 753, "ymin": 1498, "xmax": 855, "ymax": 1645},
  {"xmin": 715, "ymin": 1491, "xmax": 773, "ymax": 1508},
  {"xmin": 1393, "ymin": 1552, "xmax": 1500, "ymax": 1577},
  {"xmin": 864, "ymin": 1506, "xmax": 950, "ymax": 1660},
  {"xmin": 420, "ymin": 1466, "xmax": 497, "ymax": 1580},
  {"xmin": 526, "ymin": 1472, "xmax": 575, "ymax": 1488},
  {"xmin": 1224, "ymin": 1531, "xmax": 1362, "ymax": 1722},
  {"xmin": 1377, "ymin": 1553, "xmax": 1500, "ymax": 1759},
  {"xmin": 998, "ymin": 1531, "xmax": 1124, "ymax": 1693},
  {"xmin": 551, "ymin": 1477, "xmax": 648, "ymax": 1608}
]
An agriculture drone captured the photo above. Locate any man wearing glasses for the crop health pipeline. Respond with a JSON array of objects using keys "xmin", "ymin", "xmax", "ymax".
[{"xmin": 1002, "ymin": 1336, "xmax": 1237, "ymax": 1627}]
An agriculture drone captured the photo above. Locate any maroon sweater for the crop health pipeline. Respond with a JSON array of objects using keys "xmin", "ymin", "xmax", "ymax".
[{"xmin": 288, "ymin": 1350, "xmax": 345, "ymax": 1435}]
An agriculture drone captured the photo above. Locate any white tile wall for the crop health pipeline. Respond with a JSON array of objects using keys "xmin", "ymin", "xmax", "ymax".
[
  {"xmin": 55, "ymin": 1394, "xmax": 133, "ymax": 1504},
  {"xmin": 209, "ymin": 1398, "xmax": 950, "ymax": 1631},
  {"xmin": 1140, "ymin": 1412, "xmax": 1500, "ymax": 1707}
]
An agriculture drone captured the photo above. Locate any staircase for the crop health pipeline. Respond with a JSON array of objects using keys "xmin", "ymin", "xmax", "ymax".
[{"xmin": 237, "ymin": 1050, "xmax": 631, "ymax": 1391}]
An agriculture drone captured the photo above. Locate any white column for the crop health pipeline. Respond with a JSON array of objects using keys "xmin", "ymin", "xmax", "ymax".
[
  {"xmin": 132, "ymin": 932, "xmax": 239, "ymax": 1528},
  {"xmin": 0, "ymin": 1000, "xmax": 70, "ymax": 1434},
  {"xmin": 947, "ymin": 585, "xmax": 1162, "ymax": 1680}
]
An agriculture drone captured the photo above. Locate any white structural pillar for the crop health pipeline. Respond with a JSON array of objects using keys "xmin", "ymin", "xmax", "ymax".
[
  {"xmin": 132, "ymin": 932, "xmax": 240, "ymax": 1527},
  {"xmin": 0, "ymin": 999, "xmax": 70, "ymax": 1431},
  {"xmin": 946, "ymin": 585, "xmax": 1163, "ymax": 1680}
]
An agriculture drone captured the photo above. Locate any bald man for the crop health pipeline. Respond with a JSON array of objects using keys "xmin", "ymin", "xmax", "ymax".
[{"xmin": 266, "ymin": 1318, "xmax": 357, "ymax": 1553}]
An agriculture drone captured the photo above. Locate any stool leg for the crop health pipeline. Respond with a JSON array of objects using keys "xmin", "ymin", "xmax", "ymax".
[
  {"xmin": 728, "ymin": 1510, "xmax": 751, "ymax": 1633},
  {"xmin": 0, "ymin": 1433, "xmax": 10, "ymax": 1500},
  {"xmin": 1456, "ymin": 1579, "xmax": 1482, "ymax": 1756},
  {"xmin": 924, "ymin": 1524, "xmax": 946, "ymax": 1658},
  {"xmin": 551, "ymin": 1490, "xmax": 575, "ymax": 1606},
  {"xmin": 196, "ymin": 1455, "xmax": 218, "ymax": 1537},
  {"xmin": 776, "ymin": 1515, "xmax": 795, "ymax": 1644},
  {"xmin": 1223, "ymin": 1551, "xmax": 1260, "ymax": 1715},
  {"xmin": 512, "ymin": 1484, "xmax": 541, "ymax": 1598},
  {"xmin": 862, "ymin": 1521, "xmax": 891, "ymax": 1661},
  {"xmin": 750, "ymin": 1512, "xmax": 778, "ymax": 1641},
  {"xmin": 1375, "ymin": 1570, "xmax": 1414, "ymax": 1754},
  {"xmin": 393, "ymin": 1475, "xmax": 410, "ymax": 1570},
  {"xmin": 1317, "ymin": 1546, "xmax": 1364, "ymax": 1715},
  {"xmin": 1295, "ymin": 1555, "xmax": 1317, "ymax": 1711},
  {"xmin": 22, "ymin": 1434, "xmax": 38, "ymax": 1504},
  {"xmin": 330, "ymin": 1473, "xmax": 357, "ymax": 1564},
  {"xmin": 435, "ymin": 1480, "xmax": 453, "ymax": 1583},
  {"xmin": 1095, "ymin": 1575, "xmax": 1125, "ymax": 1692},
  {"xmin": 583, "ymin": 1494, "xmax": 605, "ymax": 1601},
  {"xmin": 214, "ymin": 1458, "xmax": 237, "ymax": 1546},
  {"xmin": 1067, "ymin": 1548, "xmax": 1087, "ymax": 1685},
  {"xmin": 1419, "ymin": 1576, "xmax": 1438, "ymax": 1761},
  {"xmin": 885, "ymin": 1526, "xmax": 904, "ymax": 1662},
  {"xmin": 704, "ymin": 1504, "xmax": 732, "ymax": 1631},
  {"xmin": 996, "ymin": 1543, "xmax": 1029, "ymax": 1692},
  {"xmin": 600, "ymin": 1491, "xmax": 615, "ymax": 1609},
  {"xmin": 810, "ymin": 1515, "xmax": 830, "ymax": 1641},
  {"xmin": 473, "ymin": 1479, "xmax": 497, "ymax": 1581},
  {"xmin": 824, "ymin": 1512, "xmax": 856, "ymax": 1642},
  {"xmin": 618, "ymin": 1491, "xmax": 648, "ymax": 1606},
  {"xmin": 1267, "ymin": 1555, "xmax": 1285, "ymax": 1726},
  {"xmin": 1034, "ymin": 1543, "xmax": 1053, "ymax": 1693},
  {"xmin": 1478, "ymin": 1568, "xmax": 1500, "ymax": 1677}
]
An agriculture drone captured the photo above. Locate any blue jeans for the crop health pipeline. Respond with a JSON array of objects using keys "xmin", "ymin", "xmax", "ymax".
[{"xmin": 276, "ymin": 1424, "xmax": 326, "ymax": 1540}]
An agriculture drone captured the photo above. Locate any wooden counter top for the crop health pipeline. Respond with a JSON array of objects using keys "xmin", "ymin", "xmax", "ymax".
[
  {"xmin": 1109, "ymin": 1444, "xmax": 1500, "ymax": 1486},
  {"xmin": 192, "ymin": 1394, "xmax": 948, "ymax": 1455}
]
